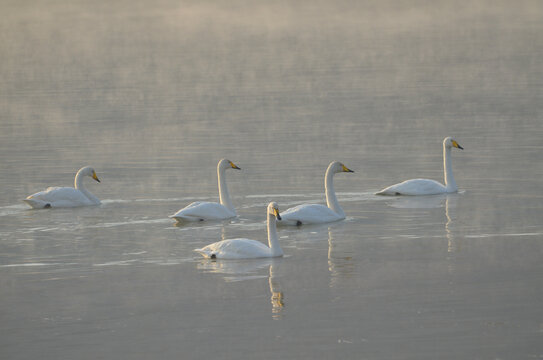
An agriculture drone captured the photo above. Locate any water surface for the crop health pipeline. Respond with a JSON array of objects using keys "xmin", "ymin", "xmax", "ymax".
[{"xmin": 1, "ymin": 1, "xmax": 543, "ymax": 359}]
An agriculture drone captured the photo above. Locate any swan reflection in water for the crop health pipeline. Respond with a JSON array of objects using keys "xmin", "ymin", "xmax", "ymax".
[
  {"xmin": 443, "ymin": 195, "xmax": 460, "ymax": 274},
  {"xmin": 327, "ymin": 227, "xmax": 356, "ymax": 289},
  {"xmin": 268, "ymin": 263, "xmax": 284, "ymax": 318},
  {"xmin": 196, "ymin": 257, "xmax": 285, "ymax": 319},
  {"xmin": 384, "ymin": 193, "xmax": 461, "ymax": 271},
  {"xmin": 384, "ymin": 193, "xmax": 451, "ymax": 210}
]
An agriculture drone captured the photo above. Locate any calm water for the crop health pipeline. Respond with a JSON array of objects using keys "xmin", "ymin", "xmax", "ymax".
[{"xmin": 1, "ymin": 1, "xmax": 543, "ymax": 359}]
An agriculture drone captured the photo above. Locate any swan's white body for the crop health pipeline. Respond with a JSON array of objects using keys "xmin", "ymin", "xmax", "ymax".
[
  {"xmin": 195, "ymin": 202, "xmax": 283, "ymax": 259},
  {"xmin": 376, "ymin": 137, "xmax": 463, "ymax": 196},
  {"xmin": 170, "ymin": 159, "xmax": 240, "ymax": 222},
  {"xmin": 278, "ymin": 161, "xmax": 354, "ymax": 226},
  {"xmin": 23, "ymin": 166, "xmax": 101, "ymax": 209}
]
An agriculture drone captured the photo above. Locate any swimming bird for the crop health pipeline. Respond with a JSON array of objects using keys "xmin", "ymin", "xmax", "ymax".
[
  {"xmin": 194, "ymin": 202, "xmax": 283, "ymax": 259},
  {"xmin": 278, "ymin": 161, "xmax": 354, "ymax": 225},
  {"xmin": 23, "ymin": 166, "xmax": 101, "ymax": 208},
  {"xmin": 376, "ymin": 137, "xmax": 463, "ymax": 196},
  {"xmin": 170, "ymin": 159, "xmax": 241, "ymax": 222}
]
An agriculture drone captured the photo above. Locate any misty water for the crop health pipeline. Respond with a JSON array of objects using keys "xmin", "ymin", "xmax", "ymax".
[{"xmin": 1, "ymin": 1, "xmax": 543, "ymax": 359}]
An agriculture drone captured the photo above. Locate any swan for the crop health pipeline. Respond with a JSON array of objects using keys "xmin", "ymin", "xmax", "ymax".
[
  {"xmin": 23, "ymin": 166, "xmax": 101, "ymax": 208},
  {"xmin": 278, "ymin": 161, "xmax": 354, "ymax": 225},
  {"xmin": 376, "ymin": 137, "xmax": 463, "ymax": 196},
  {"xmin": 194, "ymin": 202, "xmax": 283, "ymax": 259},
  {"xmin": 170, "ymin": 159, "xmax": 241, "ymax": 222}
]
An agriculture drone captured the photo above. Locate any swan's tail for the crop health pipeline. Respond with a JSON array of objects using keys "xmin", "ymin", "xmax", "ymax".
[
  {"xmin": 375, "ymin": 185, "xmax": 398, "ymax": 196},
  {"xmin": 169, "ymin": 214, "xmax": 201, "ymax": 222},
  {"xmin": 170, "ymin": 215, "xmax": 188, "ymax": 222},
  {"xmin": 193, "ymin": 248, "xmax": 213, "ymax": 258},
  {"xmin": 23, "ymin": 198, "xmax": 48, "ymax": 209},
  {"xmin": 275, "ymin": 217, "xmax": 303, "ymax": 226}
]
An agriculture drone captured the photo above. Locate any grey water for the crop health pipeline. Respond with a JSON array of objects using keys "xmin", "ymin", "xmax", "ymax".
[{"xmin": 1, "ymin": 1, "xmax": 543, "ymax": 359}]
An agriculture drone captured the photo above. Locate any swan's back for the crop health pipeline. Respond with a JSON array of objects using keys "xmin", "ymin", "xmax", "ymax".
[
  {"xmin": 170, "ymin": 201, "xmax": 235, "ymax": 221},
  {"xmin": 195, "ymin": 239, "xmax": 273, "ymax": 259},
  {"xmin": 376, "ymin": 179, "xmax": 447, "ymax": 196},
  {"xmin": 25, "ymin": 187, "xmax": 98, "ymax": 208},
  {"xmin": 279, "ymin": 203, "xmax": 343, "ymax": 225}
]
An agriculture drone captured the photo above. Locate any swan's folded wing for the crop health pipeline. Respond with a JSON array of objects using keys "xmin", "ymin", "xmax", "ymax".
[
  {"xmin": 170, "ymin": 201, "xmax": 235, "ymax": 220},
  {"xmin": 195, "ymin": 239, "xmax": 270, "ymax": 259},
  {"xmin": 279, "ymin": 204, "xmax": 342, "ymax": 224},
  {"xmin": 26, "ymin": 187, "xmax": 92, "ymax": 207},
  {"xmin": 377, "ymin": 179, "xmax": 446, "ymax": 196}
]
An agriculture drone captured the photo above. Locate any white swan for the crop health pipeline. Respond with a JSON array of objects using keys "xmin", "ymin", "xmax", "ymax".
[
  {"xmin": 376, "ymin": 137, "xmax": 463, "ymax": 196},
  {"xmin": 23, "ymin": 166, "xmax": 101, "ymax": 209},
  {"xmin": 278, "ymin": 161, "xmax": 354, "ymax": 226},
  {"xmin": 170, "ymin": 159, "xmax": 241, "ymax": 222},
  {"xmin": 194, "ymin": 202, "xmax": 283, "ymax": 259}
]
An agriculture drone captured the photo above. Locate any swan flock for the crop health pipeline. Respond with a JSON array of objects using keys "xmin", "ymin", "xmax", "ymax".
[{"xmin": 22, "ymin": 137, "xmax": 464, "ymax": 259}]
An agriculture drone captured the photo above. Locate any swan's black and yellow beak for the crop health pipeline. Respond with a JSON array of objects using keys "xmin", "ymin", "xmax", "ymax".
[
  {"xmin": 452, "ymin": 140, "xmax": 464, "ymax": 150},
  {"xmin": 92, "ymin": 172, "xmax": 101, "ymax": 183},
  {"xmin": 273, "ymin": 207, "xmax": 281, "ymax": 221},
  {"xmin": 342, "ymin": 164, "xmax": 354, "ymax": 173},
  {"xmin": 230, "ymin": 162, "xmax": 241, "ymax": 170}
]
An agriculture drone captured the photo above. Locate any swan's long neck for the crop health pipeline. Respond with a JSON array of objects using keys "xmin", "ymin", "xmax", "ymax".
[
  {"xmin": 267, "ymin": 213, "xmax": 283, "ymax": 257},
  {"xmin": 218, "ymin": 165, "xmax": 235, "ymax": 212},
  {"xmin": 74, "ymin": 170, "xmax": 99, "ymax": 203},
  {"xmin": 325, "ymin": 168, "xmax": 344, "ymax": 217},
  {"xmin": 443, "ymin": 145, "xmax": 457, "ymax": 192}
]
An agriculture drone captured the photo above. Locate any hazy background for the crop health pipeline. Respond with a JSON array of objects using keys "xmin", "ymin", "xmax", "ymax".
[
  {"xmin": 2, "ymin": 0, "xmax": 542, "ymax": 200},
  {"xmin": 1, "ymin": 1, "xmax": 542, "ymax": 359}
]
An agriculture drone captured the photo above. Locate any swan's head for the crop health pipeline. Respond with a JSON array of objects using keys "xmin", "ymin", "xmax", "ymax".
[
  {"xmin": 268, "ymin": 202, "xmax": 281, "ymax": 220},
  {"xmin": 218, "ymin": 159, "xmax": 241, "ymax": 171},
  {"xmin": 328, "ymin": 161, "xmax": 354, "ymax": 174},
  {"xmin": 78, "ymin": 166, "xmax": 100, "ymax": 183},
  {"xmin": 444, "ymin": 137, "xmax": 464, "ymax": 150}
]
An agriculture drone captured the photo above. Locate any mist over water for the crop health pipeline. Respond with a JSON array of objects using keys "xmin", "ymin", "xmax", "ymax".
[{"xmin": 1, "ymin": 1, "xmax": 542, "ymax": 359}]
